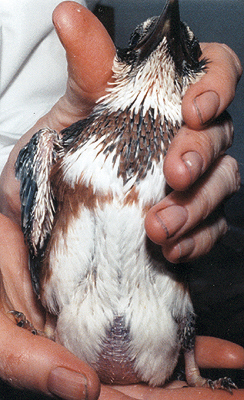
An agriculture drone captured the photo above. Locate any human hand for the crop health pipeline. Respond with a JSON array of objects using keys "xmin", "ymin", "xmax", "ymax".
[
  {"xmin": 145, "ymin": 43, "xmax": 242, "ymax": 263},
  {"xmin": 0, "ymin": 3, "xmax": 243, "ymax": 399}
]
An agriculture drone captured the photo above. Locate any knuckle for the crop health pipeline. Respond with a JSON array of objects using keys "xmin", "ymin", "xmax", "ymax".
[
  {"xmin": 197, "ymin": 154, "xmax": 240, "ymax": 218},
  {"xmin": 215, "ymin": 112, "xmax": 234, "ymax": 152},
  {"xmin": 193, "ymin": 182, "xmax": 215, "ymax": 221},
  {"xmin": 191, "ymin": 129, "xmax": 216, "ymax": 165},
  {"xmin": 191, "ymin": 120, "xmax": 233, "ymax": 167},
  {"xmin": 220, "ymin": 44, "xmax": 243, "ymax": 79},
  {"xmin": 207, "ymin": 43, "xmax": 243, "ymax": 81},
  {"xmin": 204, "ymin": 216, "xmax": 228, "ymax": 253},
  {"xmin": 163, "ymin": 215, "xmax": 228, "ymax": 263},
  {"xmin": 190, "ymin": 216, "xmax": 228, "ymax": 260},
  {"xmin": 207, "ymin": 119, "xmax": 234, "ymax": 159},
  {"xmin": 203, "ymin": 228, "xmax": 216, "ymax": 254},
  {"xmin": 218, "ymin": 155, "xmax": 241, "ymax": 194},
  {"xmin": 181, "ymin": 153, "xmax": 240, "ymax": 231}
]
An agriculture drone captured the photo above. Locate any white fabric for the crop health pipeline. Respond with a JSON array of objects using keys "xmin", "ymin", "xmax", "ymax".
[{"xmin": 0, "ymin": 0, "xmax": 87, "ymax": 173}]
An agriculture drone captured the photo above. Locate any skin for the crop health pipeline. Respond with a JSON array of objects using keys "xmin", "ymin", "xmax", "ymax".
[{"xmin": 0, "ymin": 2, "xmax": 242, "ymax": 399}]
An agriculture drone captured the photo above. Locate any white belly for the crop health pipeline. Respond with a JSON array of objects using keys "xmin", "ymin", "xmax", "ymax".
[{"xmin": 41, "ymin": 200, "xmax": 193, "ymax": 386}]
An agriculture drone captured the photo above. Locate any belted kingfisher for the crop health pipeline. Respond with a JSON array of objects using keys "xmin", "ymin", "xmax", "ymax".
[{"xmin": 15, "ymin": 0, "xmax": 236, "ymax": 391}]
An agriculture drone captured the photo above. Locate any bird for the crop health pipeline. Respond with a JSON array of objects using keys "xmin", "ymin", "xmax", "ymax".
[{"xmin": 15, "ymin": 0, "xmax": 237, "ymax": 391}]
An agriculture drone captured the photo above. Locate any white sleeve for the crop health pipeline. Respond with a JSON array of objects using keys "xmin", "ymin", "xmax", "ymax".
[{"xmin": 0, "ymin": 0, "xmax": 88, "ymax": 173}]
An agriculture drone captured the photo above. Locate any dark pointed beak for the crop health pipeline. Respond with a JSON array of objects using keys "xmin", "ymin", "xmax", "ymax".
[
  {"xmin": 135, "ymin": 0, "xmax": 200, "ymax": 73},
  {"xmin": 135, "ymin": 0, "xmax": 181, "ymax": 60}
]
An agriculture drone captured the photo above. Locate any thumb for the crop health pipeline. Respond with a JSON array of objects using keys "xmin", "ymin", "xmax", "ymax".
[
  {"xmin": 0, "ymin": 313, "xmax": 100, "ymax": 400},
  {"xmin": 52, "ymin": 1, "xmax": 115, "ymax": 102}
]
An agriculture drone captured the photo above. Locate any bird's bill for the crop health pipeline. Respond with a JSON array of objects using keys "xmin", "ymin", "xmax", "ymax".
[{"xmin": 135, "ymin": 0, "xmax": 181, "ymax": 60}]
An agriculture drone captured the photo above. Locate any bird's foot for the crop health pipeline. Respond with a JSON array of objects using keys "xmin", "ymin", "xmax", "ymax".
[
  {"xmin": 184, "ymin": 350, "xmax": 238, "ymax": 394},
  {"xmin": 186, "ymin": 373, "xmax": 237, "ymax": 394},
  {"xmin": 9, "ymin": 310, "xmax": 48, "ymax": 337},
  {"xmin": 203, "ymin": 377, "xmax": 238, "ymax": 394}
]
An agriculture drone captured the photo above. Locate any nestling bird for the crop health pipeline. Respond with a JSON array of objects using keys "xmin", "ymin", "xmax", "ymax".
[{"xmin": 15, "ymin": 0, "xmax": 237, "ymax": 390}]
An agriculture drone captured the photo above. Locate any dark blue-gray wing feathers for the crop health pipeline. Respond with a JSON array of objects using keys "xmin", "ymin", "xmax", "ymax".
[{"xmin": 15, "ymin": 128, "xmax": 62, "ymax": 294}]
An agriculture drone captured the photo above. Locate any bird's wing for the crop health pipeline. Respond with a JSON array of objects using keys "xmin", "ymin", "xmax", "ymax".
[{"xmin": 15, "ymin": 128, "xmax": 62, "ymax": 294}]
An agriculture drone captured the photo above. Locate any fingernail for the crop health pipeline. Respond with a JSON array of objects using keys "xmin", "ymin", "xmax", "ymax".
[
  {"xmin": 174, "ymin": 238, "xmax": 195, "ymax": 261},
  {"xmin": 182, "ymin": 151, "xmax": 203, "ymax": 184},
  {"xmin": 156, "ymin": 205, "xmax": 188, "ymax": 238},
  {"xmin": 48, "ymin": 367, "xmax": 87, "ymax": 400},
  {"xmin": 194, "ymin": 91, "xmax": 220, "ymax": 125}
]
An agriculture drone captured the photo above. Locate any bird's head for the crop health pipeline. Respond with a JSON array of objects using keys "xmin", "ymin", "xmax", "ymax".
[
  {"xmin": 99, "ymin": 0, "xmax": 206, "ymax": 124},
  {"xmin": 121, "ymin": 0, "xmax": 203, "ymax": 78}
]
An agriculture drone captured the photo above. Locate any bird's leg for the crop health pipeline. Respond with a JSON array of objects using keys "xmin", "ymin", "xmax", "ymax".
[
  {"xmin": 184, "ymin": 348, "xmax": 238, "ymax": 393},
  {"xmin": 179, "ymin": 312, "xmax": 238, "ymax": 393},
  {"xmin": 9, "ymin": 310, "xmax": 56, "ymax": 340}
]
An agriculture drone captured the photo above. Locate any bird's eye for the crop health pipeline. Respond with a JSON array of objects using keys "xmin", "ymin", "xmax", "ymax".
[{"xmin": 129, "ymin": 31, "xmax": 142, "ymax": 49}]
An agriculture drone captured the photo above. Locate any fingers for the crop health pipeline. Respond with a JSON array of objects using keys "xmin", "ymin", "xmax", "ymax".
[
  {"xmin": 145, "ymin": 154, "xmax": 240, "ymax": 263},
  {"xmin": 155, "ymin": 43, "xmax": 242, "ymax": 260},
  {"xmin": 107, "ymin": 384, "xmax": 244, "ymax": 400},
  {"xmin": 0, "ymin": 313, "xmax": 100, "ymax": 400},
  {"xmin": 164, "ymin": 112, "xmax": 234, "ymax": 191},
  {"xmin": 182, "ymin": 43, "xmax": 242, "ymax": 130},
  {"xmin": 52, "ymin": 1, "xmax": 115, "ymax": 103},
  {"xmin": 162, "ymin": 212, "xmax": 227, "ymax": 262},
  {"xmin": 195, "ymin": 336, "xmax": 244, "ymax": 370}
]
